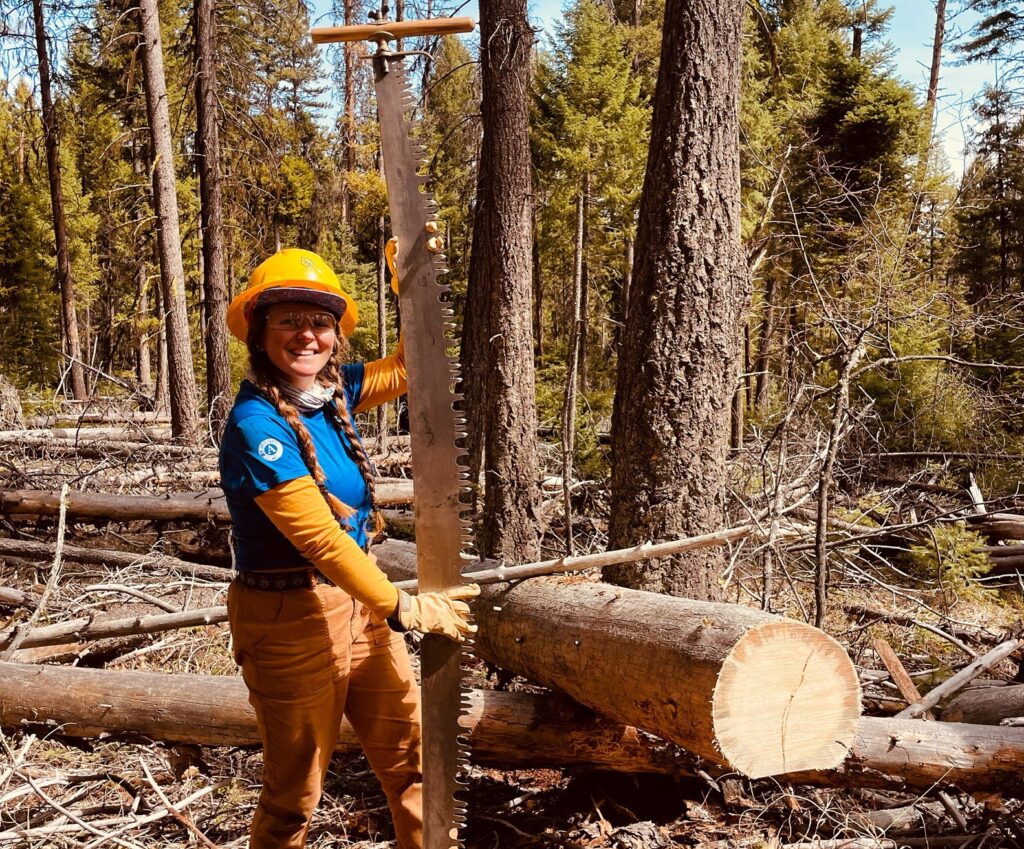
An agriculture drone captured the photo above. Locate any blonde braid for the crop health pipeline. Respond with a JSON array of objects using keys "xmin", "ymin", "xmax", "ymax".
[{"xmin": 322, "ymin": 350, "xmax": 385, "ymax": 537}]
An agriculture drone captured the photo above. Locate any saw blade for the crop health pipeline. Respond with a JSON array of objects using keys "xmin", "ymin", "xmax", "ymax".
[{"xmin": 372, "ymin": 51, "xmax": 473, "ymax": 849}]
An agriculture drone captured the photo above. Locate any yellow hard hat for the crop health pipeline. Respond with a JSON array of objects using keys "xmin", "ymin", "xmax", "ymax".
[{"xmin": 227, "ymin": 248, "xmax": 359, "ymax": 342}]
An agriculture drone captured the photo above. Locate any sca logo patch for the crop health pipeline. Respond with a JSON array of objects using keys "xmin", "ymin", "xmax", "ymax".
[{"xmin": 257, "ymin": 438, "xmax": 284, "ymax": 462}]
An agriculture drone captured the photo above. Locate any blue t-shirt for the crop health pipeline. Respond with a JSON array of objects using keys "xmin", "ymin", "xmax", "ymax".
[{"xmin": 219, "ymin": 367, "xmax": 373, "ymax": 570}]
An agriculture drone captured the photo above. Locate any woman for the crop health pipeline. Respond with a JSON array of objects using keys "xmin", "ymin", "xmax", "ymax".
[{"xmin": 219, "ymin": 247, "xmax": 478, "ymax": 849}]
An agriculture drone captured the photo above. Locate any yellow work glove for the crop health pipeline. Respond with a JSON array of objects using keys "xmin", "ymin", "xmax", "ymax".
[
  {"xmin": 385, "ymin": 237, "xmax": 400, "ymax": 295},
  {"xmin": 390, "ymin": 584, "xmax": 480, "ymax": 642}
]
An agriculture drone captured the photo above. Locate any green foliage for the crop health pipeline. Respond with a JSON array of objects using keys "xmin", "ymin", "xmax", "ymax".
[
  {"xmin": 533, "ymin": 0, "xmax": 649, "ymax": 393},
  {"xmin": 858, "ymin": 314, "xmax": 981, "ymax": 450},
  {"xmin": 904, "ymin": 524, "xmax": 993, "ymax": 600}
]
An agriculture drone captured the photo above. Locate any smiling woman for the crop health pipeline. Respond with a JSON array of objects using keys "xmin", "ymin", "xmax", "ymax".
[
  {"xmin": 262, "ymin": 304, "xmax": 338, "ymax": 390},
  {"xmin": 216, "ymin": 246, "xmax": 479, "ymax": 849}
]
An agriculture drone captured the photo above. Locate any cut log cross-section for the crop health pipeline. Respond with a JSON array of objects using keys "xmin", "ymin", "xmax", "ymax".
[{"xmin": 472, "ymin": 577, "xmax": 861, "ymax": 778}]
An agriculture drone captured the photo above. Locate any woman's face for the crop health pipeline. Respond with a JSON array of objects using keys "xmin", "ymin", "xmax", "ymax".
[{"xmin": 261, "ymin": 303, "xmax": 338, "ymax": 390}]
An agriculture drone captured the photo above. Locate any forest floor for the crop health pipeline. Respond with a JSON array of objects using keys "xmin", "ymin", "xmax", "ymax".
[{"xmin": 1, "ymin": 415, "xmax": 1023, "ymax": 848}]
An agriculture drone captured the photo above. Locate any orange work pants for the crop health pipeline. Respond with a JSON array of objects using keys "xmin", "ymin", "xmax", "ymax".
[{"xmin": 228, "ymin": 578, "xmax": 422, "ymax": 849}]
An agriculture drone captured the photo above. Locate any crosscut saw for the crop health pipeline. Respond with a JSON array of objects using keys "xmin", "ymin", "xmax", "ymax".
[{"xmin": 311, "ymin": 11, "xmax": 476, "ymax": 849}]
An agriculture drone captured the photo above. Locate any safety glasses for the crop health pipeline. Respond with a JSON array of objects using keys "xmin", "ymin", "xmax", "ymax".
[{"xmin": 265, "ymin": 311, "xmax": 338, "ymax": 333}]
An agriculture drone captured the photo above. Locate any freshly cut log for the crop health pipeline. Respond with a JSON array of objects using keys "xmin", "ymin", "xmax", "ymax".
[
  {"xmin": 0, "ymin": 663, "xmax": 679, "ymax": 775},
  {"xmin": 941, "ymin": 682, "xmax": 1024, "ymax": 725},
  {"xmin": 0, "ymin": 483, "xmax": 414, "ymax": 521},
  {"xmin": 472, "ymin": 576, "xmax": 861, "ymax": 778},
  {"xmin": 784, "ymin": 716, "xmax": 1024, "ymax": 792}
]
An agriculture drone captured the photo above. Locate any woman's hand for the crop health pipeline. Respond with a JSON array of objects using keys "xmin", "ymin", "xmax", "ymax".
[{"xmin": 391, "ymin": 584, "xmax": 480, "ymax": 642}]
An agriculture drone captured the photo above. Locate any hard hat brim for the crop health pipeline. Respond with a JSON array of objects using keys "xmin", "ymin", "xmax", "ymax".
[
  {"xmin": 227, "ymin": 282, "xmax": 359, "ymax": 342},
  {"xmin": 255, "ymin": 287, "xmax": 347, "ymax": 316}
]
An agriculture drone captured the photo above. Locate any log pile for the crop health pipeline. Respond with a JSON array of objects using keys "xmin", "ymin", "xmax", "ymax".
[{"xmin": 2, "ymin": 440, "xmax": 1024, "ymax": 849}]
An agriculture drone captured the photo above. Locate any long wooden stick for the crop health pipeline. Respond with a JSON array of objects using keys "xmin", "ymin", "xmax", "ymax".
[
  {"xmin": 897, "ymin": 638, "xmax": 1023, "ymax": 719},
  {"xmin": 311, "ymin": 15, "xmax": 474, "ymax": 43}
]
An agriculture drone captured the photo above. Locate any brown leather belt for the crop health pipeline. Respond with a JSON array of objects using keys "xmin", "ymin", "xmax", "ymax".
[{"xmin": 234, "ymin": 569, "xmax": 335, "ymax": 591}]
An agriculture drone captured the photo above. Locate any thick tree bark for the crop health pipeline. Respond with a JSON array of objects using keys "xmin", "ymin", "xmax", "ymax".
[
  {"xmin": 606, "ymin": 0, "xmax": 748, "ymax": 600},
  {"xmin": 463, "ymin": 0, "xmax": 541, "ymax": 561},
  {"xmin": 0, "ymin": 663, "xmax": 679, "ymax": 774},
  {"xmin": 194, "ymin": 0, "xmax": 231, "ymax": 440},
  {"xmin": 138, "ymin": 0, "xmax": 201, "ymax": 443},
  {"xmin": 31, "ymin": 0, "xmax": 87, "ymax": 401}
]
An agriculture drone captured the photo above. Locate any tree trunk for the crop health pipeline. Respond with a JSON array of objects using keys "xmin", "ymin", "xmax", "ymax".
[
  {"xmin": 31, "ymin": 0, "xmax": 87, "ymax": 401},
  {"xmin": 465, "ymin": 0, "xmax": 541, "ymax": 561},
  {"xmin": 753, "ymin": 273, "xmax": 776, "ymax": 407},
  {"xmin": 532, "ymin": 201, "xmax": 543, "ymax": 360},
  {"xmin": 194, "ymin": 0, "xmax": 231, "ymax": 440},
  {"xmin": 154, "ymin": 272, "xmax": 170, "ymax": 413},
  {"xmin": 578, "ymin": 174, "xmax": 590, "ymax": 392},
  {"xmin": 606, "ymin": 0, "xmax": 748, "ymax": 600},
  {"xmin": 138, "ymin": 0, "xmax": 201, "ymax": 443},
  {"xmin": 562, "ymin": 183, "xmax": 586, "ymax": 553},
  {"xmin": 0, "ymin": 663, "xmax": 679, "ymax": 775}
]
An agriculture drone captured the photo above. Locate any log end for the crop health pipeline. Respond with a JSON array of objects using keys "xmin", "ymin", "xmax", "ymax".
[{"xmin": 712, "ymin": 618, "xmax": 861, "ymax": 779}]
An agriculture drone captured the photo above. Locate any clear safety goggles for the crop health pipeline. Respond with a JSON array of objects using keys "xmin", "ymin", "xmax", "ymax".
[{"xmin": 265, "ymin": 311, "xmax": 338, "ymax": 333}]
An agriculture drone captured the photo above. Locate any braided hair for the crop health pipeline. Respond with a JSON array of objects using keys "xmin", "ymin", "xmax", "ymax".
[{"xmin": 246, "ymin": 307, "xmax": 384, "ymax": 537}]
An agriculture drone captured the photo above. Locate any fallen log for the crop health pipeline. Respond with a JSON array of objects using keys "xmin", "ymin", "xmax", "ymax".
[
  {"xmin": 896, "ymin": 638, "xmax": 1022, "ymax": 719},
  {"xmin": 0, "ymin": 663, "xmax": 680, "ymax": 775},
  {"xmin": 1, "ymin": 665, "xmax": 1021, "ymax": 792},
  {"xmin": 471, "ymin": 576, "xmax": 861, "ymax": 778},
  {"xmin": 0, "ymin": 606, "xmax": 228, "ymax": 651},
  {"xmin": 0, "ymin": 537, "xmax": 233, "ymax": 581},
  {"xmin": 2, "ymin": 435, "xmax": 215, "ymax": 460},
  {"xmin": 24, "ymin": 412, "xmax": 171, "ymax": 427},
  {"xmin": 0, "ymin": 482, "xmax": 414, "ymax": 522},
  {"xmin": 784, "ymin": 716, "xmax": 1024, "ymax": 792},
  {"xmin": 941, "ymin": 682, "xmax": 1024, "ymax": 725},
  {"xmin": 966, "ymin": 512, "xmax": 1024, "ymax": 542},
  {"xmin": 0, "ymin": 426, "xmax": 172, "ymax": 441}
]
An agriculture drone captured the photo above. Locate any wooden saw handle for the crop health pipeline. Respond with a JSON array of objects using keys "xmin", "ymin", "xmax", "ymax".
[{"xmin": 311, "ymin": 16, "xmax": 474, "ymax": 44}]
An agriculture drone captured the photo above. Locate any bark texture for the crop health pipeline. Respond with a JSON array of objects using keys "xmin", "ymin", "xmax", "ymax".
[
  {"xmin": 31, "ymin": 0, "xmax": 87, "ymax": 401},
  {"xmin": 463, "ymin": 0, "xmax": 541, "ymax": 561},
  {"xmin": 471, "ymin": 577, "xmax": 859, "ymax": 778},
  {"xmin": 138, "ymin": 0, "xmax": 201, "ymax": 443},
  {"xmin": 605, "ymin": 0, "xmax": 749, "ymax": 600},
  {"xmin": 194, "ymin": 0, "xmax": 231, "ymax": 439},
  {"xmin": 0, "ymin": 663, "xmax": 679, "ymax": 775}
]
